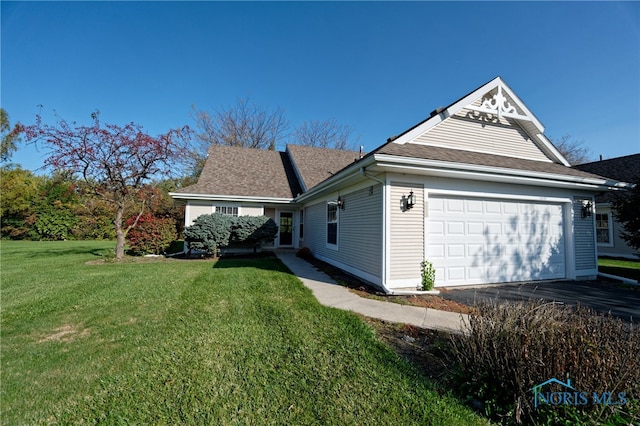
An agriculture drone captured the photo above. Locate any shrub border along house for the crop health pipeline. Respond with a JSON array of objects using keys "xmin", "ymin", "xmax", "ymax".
[{"xmin": 183, "ymin": 213, "xmax": 278, "ymax": 256}]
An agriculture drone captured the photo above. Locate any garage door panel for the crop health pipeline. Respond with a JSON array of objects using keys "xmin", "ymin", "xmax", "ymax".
[{"xmin": 428, "ymin": 195, "xmax": 566, "ymax": 286}]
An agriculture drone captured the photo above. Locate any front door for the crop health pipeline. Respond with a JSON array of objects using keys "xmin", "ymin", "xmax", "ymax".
[{"xmin": 279, "ymin": 212, "xmax": 293, "ymax": 246}]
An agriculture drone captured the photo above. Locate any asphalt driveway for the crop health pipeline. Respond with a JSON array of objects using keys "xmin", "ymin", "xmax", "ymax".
[{"xmin": 439, "ymin": 279, "xmax": 640, "ymax": 322}]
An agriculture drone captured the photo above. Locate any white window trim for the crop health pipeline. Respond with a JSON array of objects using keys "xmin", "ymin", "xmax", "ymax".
[
  {"xmin": 215, "ymin": 205, "xmax": 239, "ymax": 217},
  {"xmin": 326, "ymin": 201, "xmax": 338, "ymax": 250},
  {"xmin": 299, "ymin": 209, "xmax": 305, "ymax": 241},
  {"xmin": 596, "ymin": 211, "xmax": 614, "ymax": 248}
]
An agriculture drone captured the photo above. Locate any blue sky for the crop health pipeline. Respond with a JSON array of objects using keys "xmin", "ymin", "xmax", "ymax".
[{"xmin": 2, "ymin": 1, "xmax": 639, "ymax": 172}]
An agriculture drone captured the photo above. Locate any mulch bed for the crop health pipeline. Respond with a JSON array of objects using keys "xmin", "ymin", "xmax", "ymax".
[{"xmin": 298, "ymin": 253, "xmax": 474, "ymax": 315}]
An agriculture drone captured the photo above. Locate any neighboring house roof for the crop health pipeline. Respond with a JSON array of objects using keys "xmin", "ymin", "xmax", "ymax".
[
  {"xmin": 574, "ymin": 154, "xmax": 639, "ymax": 203},
  {"xmin": 286, "ymin": 144, "xmax": 363, "ymax": 192},
  {"xmin": 173, "ymin": 145, "xmax": 303, "ymax": 200},
  {"xmin": 575, "ymin": 154, "xmax": 640, "ymax": 183}
]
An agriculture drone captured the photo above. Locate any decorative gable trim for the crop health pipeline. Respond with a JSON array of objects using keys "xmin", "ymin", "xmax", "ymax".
[
  {"xmin": 389, "ymin": 77, "xmax": 571, "ymax": 166},
  {"xmin": 466, "ymin": 84, "xmax": 532, "ymax": 122}
]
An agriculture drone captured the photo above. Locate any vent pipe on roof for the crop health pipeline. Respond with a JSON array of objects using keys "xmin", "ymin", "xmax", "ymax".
[
  {"xmin": 359, "ymin": 146, "xmax": 364, "ymax": 159},
  {"xmin": 430, "ymin": 107, "xmax": 445, "ymax": 117}
]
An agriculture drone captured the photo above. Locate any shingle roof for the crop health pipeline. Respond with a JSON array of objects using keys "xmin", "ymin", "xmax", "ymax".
[
  {"xmin": 174, "ymin": 145, "xmax": 302, "ymax": 199},
  {"xmin": 575, "ymin": 154, "xmax": 640, "ymax": 182},
  {"xmin": 574, "ymin": 154, "xmax": 639, "ymax": 202},
  {"xmin": 374, "ymin": 142, "xmax": 609, "ymax": 180},
  {"xmin": 286, "ymin": 144, "xmax": 362, "ymax": 190}
]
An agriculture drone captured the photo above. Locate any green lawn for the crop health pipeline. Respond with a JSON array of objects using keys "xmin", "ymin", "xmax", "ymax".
[
  {"xmin": 1, "ymin": 241, "xmax": 486, "ymax": 425},
  {"xmin": 599, "ymin": 257, "xmax": 640, "ymax": 282}
]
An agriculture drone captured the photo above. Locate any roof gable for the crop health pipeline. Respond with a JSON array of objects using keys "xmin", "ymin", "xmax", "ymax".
[
  {"xmin": 390, "ymin": 77, "xmax": 571, "ymax": 166},
  {"xmin": 286, "ymin": 144, "xmax": 362, "ymax": 191},
  {"xmin": 174, "ymin": 145, "xmax": 302, "ymax": 199}
]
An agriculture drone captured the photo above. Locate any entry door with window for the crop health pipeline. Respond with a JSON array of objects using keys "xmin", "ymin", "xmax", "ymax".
[{"xmin": 279, "ymin": 212, "xmax": 293, "ymax": 246}]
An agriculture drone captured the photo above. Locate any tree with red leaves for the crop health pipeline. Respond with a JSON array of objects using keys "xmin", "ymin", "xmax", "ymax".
[{"xmin": 16, "ymin": 111, "xmax": 192, "ymax": 259}]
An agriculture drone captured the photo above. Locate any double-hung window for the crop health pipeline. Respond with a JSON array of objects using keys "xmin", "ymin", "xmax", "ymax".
[
  {"xmin": 596, "ymin": 212, "xmax": 611, "ymax": 245},
  {"xmin": 327, "ymin": 202, "xmax": 338, "ymax": 247}
]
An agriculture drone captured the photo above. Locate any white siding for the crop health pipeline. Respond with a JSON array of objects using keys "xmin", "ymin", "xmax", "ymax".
[
  {"xmin": 303, "ymin": 184, "xmax": 383, "ymax": 283},
  {"xmin": 574, "ymin": 198, "xmax": 597, "ymax": 271},
  {"xmin": 389, "ymin": 183, "xmax": 424, "ymax": 284},
  {"xmin": 187, "ymin": 203, "xmax": 214, "ymax": 226},
  {"xmin": 240, "ymin": 206, "xmax": 264, "ymax": 216},
  {"xmin": 411, "ymin": 108, "xmax": 551, "ymax": 162}
]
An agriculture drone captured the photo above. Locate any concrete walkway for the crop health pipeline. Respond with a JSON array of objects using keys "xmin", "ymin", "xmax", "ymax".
[{"xmin": 275, "ymin": 250, "xmax": 467, "ymax": 333}]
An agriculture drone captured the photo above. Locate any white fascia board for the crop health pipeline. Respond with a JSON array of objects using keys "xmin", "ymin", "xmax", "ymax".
[
  {"xmin": 169, "ymin": 192, "xmax": 294, "ymax": 204},
  {"xmin": 372, "ymin": 154, "xmax": 622, "ymax": 191},
  {"xmin": 536, "ymin": 133, "xmax": 571, "ymax": 167},
  {"xmin": 497, "ymin": 78, "xmax": 545, "ymax": 132}
]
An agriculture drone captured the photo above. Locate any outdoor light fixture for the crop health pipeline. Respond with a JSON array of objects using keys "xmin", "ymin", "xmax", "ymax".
[
  {"xmin": 337, "ymin": 195, "xmax": 345, "ymax": 210},
  {"xmin": 581, "ymin": 200, "xmax": 593, "ymax": 218},
  {"xmin": 403, "ymin": 190, "xmax": 416, "ymax": 210}
]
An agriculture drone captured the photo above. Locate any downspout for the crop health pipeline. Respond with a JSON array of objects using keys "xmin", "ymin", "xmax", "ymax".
[
  {"xmin": 360, "ymin": 167, "xmax": 384, "ymax": 185},
  {"xmin": 360, "ymin": 167, "xmax": 394, "ymax": 294}
]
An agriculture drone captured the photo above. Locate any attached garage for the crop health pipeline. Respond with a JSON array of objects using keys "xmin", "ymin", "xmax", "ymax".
[{"xmin": 427, "ymin": 195, "xmax": 566, "ymax": 286}]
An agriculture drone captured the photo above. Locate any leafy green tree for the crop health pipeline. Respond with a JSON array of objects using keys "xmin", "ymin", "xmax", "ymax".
[
  {"xmin": 0, "ymin": 108, "xmax": 20, "ymax": 163},
  {"xmin": 0, "ymin": 165, "xmax": 39, "ymax": 238},
  {"xmin": 71, "ymin": 190, "xmax": 116, "ymax": 240},
  {"xmin": 30, "ymin": 171, "xmax": 79, "ymax": 240},
  {"xmin": 612, "ymin": 176, "xmax": 640, "ymax": 256}
]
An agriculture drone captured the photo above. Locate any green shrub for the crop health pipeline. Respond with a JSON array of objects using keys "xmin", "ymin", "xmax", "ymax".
[
  {"xmin": 183, "ymin": 213, "xmax": 233, "ymax": 255},
  {"xmin": 296, "ymin": 247, "xmax": 312, "ymax": 259},
  {"xmin": 184, "ymin": 214, "xmax": 278, "ymax": 255},
  {"xmin": 449, "ymin": 300, "xmax": 640, "ymax": 425},
  {"xmin": 420, "ymin": 260, "xmax": 436, "ymax": 291},
  {"xmin": 231, "ymin": 215, "xmax": 278, "ymax": 246},
  {"xmin": 31, "ymin": 207, "xmax": 78, "ymax": 240},
  {"xmin": 126, "ymin": 213, "xmax": 177, "ymax": 255}
]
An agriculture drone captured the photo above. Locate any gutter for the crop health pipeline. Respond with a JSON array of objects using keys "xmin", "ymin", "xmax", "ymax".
[
  {"xmin": 372, "ymin": 154, "xmax": 628, "ymax": 191},
  {"xmin": 360, "ymin": 166, "xmax": 384, "ymax": 185},
  {"xmin": 169, "ymin": 192, "xmax": 294, "ymax": 204}
]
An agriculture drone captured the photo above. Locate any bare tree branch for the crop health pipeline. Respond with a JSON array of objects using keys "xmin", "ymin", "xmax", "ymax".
[
  {"xmin": 293, "ymin": 118, "xmax": 358, "ymax": 150},
  {"xmin": 551, "ymin": 135, "xmax": 592, "ymax": 165}
]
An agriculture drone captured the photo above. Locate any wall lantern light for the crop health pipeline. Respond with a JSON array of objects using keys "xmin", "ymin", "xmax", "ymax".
[
  {"xmin": 402, "ymin": 190, "xmax": 416, "ymax": 211},
  {"xmin": 337, "ymin": 195, "xmax": 345, "ymax": 210},
  {"xmin": 581, "ymin": 200, "xmax": 593, "ymax": 218}
]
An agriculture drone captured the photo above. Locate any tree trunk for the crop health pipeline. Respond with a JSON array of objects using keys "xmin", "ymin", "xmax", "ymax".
[{"xmin": 115, "ymin": 205, "xmax": 126, "ymax": 260}]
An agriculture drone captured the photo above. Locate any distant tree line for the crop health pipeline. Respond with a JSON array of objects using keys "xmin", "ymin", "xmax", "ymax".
[{"xmin": 0, "ymin": 164, "xmax": 189, "ymax": 247}]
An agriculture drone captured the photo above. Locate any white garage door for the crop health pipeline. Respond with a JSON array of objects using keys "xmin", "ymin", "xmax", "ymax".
[{"xmin": 427, "ymin": 195, "xmax": 566, "ymax": 286}]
